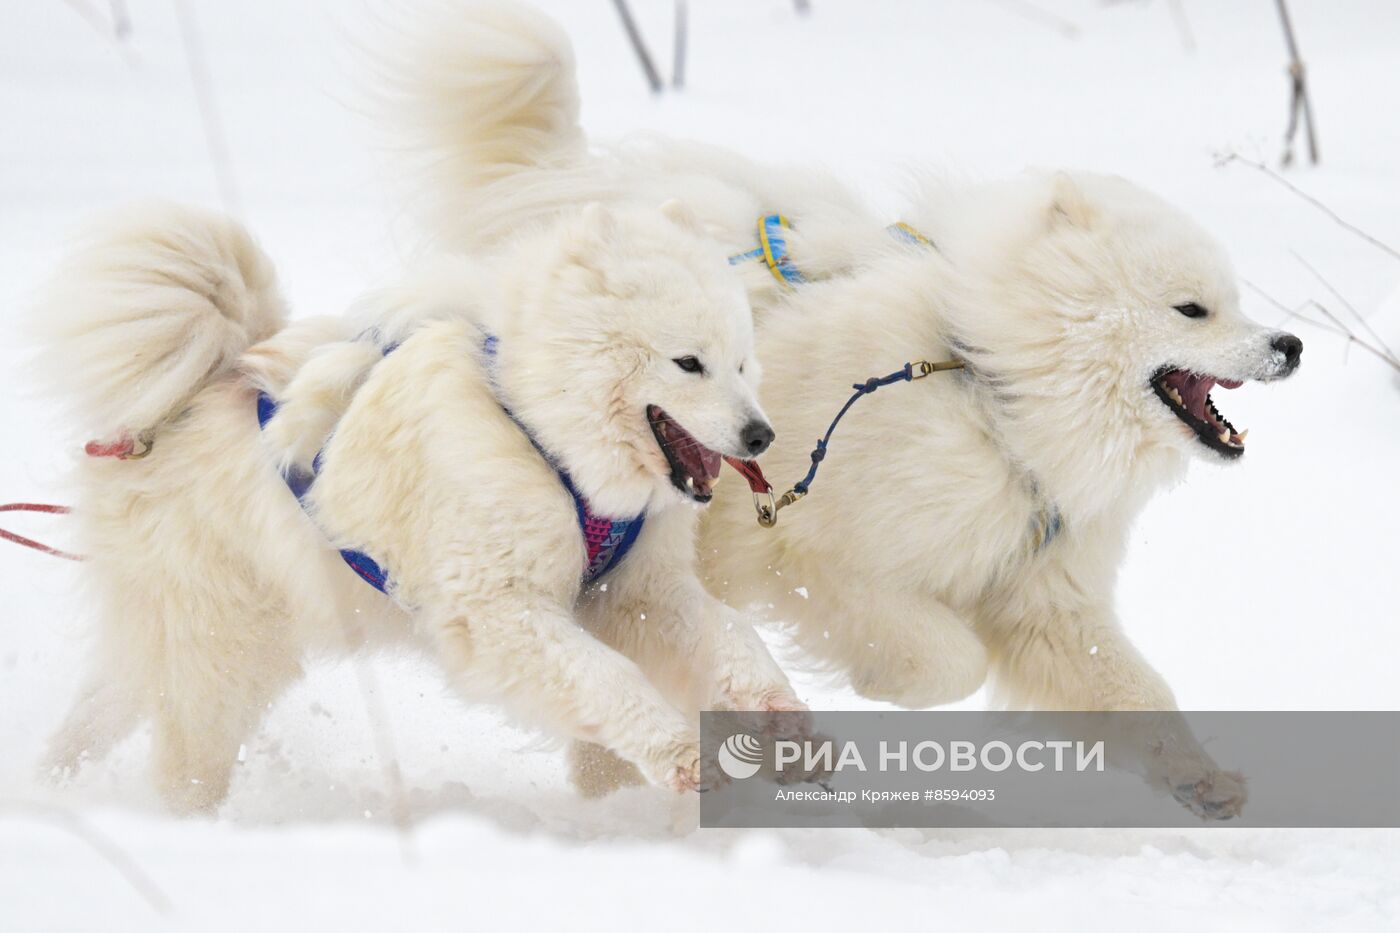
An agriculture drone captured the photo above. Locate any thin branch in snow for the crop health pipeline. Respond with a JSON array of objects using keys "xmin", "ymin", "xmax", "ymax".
[
  {"xmin": 1243, "ymin": 280, "xmax": 1400, "ymax": 374},
  {"xmin": 0, "ymin": 800, "xmax": 171, "ymax": 915},
  {"xmin": 610, "ymin": 0, "xmax": 663, "ymax": 94},
  {"xmin": 1290, "ymin": 251, "xmax": 1399, "ymax": 366},
  {"xmin": 1217, "ymin": 153, "xmax": 1400, "ymax": 264},
  {"xmin": 672, "ymin": 0, "xmax": 687, "ymax": 90},
  {"xmin": 1303, "ymin": 300, "xmax": 1400, "ymax": 373},
  {"xmin": 1273, "ymin": 0, "xmax": 1319, "ymax": 166},
  {"xmin": 1167, "ymin": 0, "xmax": 1195, "ymax": 54},
  {"xmin": 61, "ymin": 0, "xmax": 137, "ymax": 63},
  {"xmin": 1245, "ymin": 283, "xmax": 1348, "ymax": 339},
  {"xmin": 110, "ymin": 0, "xmax": 131, "ymax": 39},
  {"xmin": 173, "ymin": 0, "xmax": 243, "ymax": 218}
]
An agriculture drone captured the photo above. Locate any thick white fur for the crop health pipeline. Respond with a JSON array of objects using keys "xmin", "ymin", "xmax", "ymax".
[
  {"xmin": 376, "ymin": 1, "xmax": 1308, "ymax": 817},
  {"xmin": 37, "ymin": 201, "xmax": 803, "ymax": 813}
]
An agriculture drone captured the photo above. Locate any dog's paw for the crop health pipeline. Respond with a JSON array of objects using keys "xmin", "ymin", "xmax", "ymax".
[
  {"xmin": 756, "ymin": 689, "xmax": 813, "ymax": 742},
  {"xmin": 663, "ymin": 744, "xmax": 705, "ymax": 794},
  {"xmin": 642, "ymin": 736, "xmax": 708, "ymax": 794},
  {"xmin": 1168, "ymin": 769, "xmax": 1247, "ymax": 821}
]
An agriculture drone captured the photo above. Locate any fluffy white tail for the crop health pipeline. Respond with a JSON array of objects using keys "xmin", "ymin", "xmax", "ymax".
[
  {"xmin": 373, "ymin": 0, "xmax": 609, "ymax": 245},
  {"xmin": 32, "ymin": 203, "xmax": 286, "ymax": 441}
]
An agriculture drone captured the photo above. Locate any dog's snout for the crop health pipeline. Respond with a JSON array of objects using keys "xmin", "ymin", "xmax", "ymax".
[
  {"xmin": 1271, "ymin": 332, "xmax": 1303, "ymax": 373},
  {"xmin": 740, "ymin": 420, "xmax": 775, "ymax": 457}
]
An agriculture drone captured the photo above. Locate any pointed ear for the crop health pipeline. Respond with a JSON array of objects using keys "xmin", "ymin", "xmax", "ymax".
[
  {"xmin": 1048, "ymin": 173, "xmax": 1098, "ymax": 230},
  {"xmin": 579, "ymin": 201, "xmax": 617, "ymax": 239},
  {"xmin": 659, "ymin": 198, "xmax": 703, "ymax": 233}
]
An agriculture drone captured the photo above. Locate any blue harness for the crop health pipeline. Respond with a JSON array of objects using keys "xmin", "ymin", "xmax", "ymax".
[{"xmin": 256, "ymin": 334, "xmax": 645, "ymax": 597}]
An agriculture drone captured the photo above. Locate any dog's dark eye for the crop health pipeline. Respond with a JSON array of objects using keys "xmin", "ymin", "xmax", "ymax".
[
  {"xmin": 673, "ymin": 355, "xmax": 704, "ymax": 374},
  {"xmin": 1174, "ymin": 302, "xmax": 1209, "ymax": 319}
]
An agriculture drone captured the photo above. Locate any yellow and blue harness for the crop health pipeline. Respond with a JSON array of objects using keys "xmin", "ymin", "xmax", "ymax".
[{"xmin": 727, "ymin": 214, "xmax": 937, "ymax": 286}]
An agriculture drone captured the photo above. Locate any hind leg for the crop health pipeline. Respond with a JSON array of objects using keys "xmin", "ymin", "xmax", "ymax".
[
  {"xmin": 150, "ymin": 649, "xmax": 302, "ymax": 814},
  {"xmin": 44, "ymin": 670, "xmax": 142, "ymax": 781},
  {"xmin": 138, "ymin": 570, "xmax": 305, "ymax": 814},
  {"xmin": 43, "ymin": 598, "xmax": 155, "ymax": 782},
  {"xmin": 792, "ymin": 581, "xmax": 988, "ymax": 709},
  {"xmin": 150, "ymin": 623, "xmax": 303, "ymax": 814}
]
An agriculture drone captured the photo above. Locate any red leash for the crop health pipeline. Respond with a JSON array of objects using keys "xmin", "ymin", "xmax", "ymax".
[
  {"xmin": 0, "ymin": 502, "xmax": 83, "ymax": 562},
  {"xmin": 723, "ymin": 456, "xmax": 772, "ymax": 495},
  {"xmin": 1, "ymin": 433, "xmax": 148, "ymax": 561},
  {"xmin": 722, "ymin": 456, "xmax": 778, "ymax": 525}
]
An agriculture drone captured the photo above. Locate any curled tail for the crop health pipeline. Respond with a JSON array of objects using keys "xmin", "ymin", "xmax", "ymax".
[
  {"xmin": 372, "ymin": 0, "xmax": 610, "ymax": 246},
  {"xmin": 32, "ymin": 203, "xmax": 286, "ymax": 444}
]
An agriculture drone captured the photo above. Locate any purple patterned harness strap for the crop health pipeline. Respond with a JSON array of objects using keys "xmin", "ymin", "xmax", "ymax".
[
  {"xmin": 255, "ymin": 332, "xmax": 645, "ymax": 598},
  {"xmin": 478, "ymin": 334, "xmax": 646, "ymax": 586}
]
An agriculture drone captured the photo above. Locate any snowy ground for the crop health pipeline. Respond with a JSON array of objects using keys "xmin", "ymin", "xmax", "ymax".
[{"xmin": 2, "ymin": 1, "xmax": 1398, "ymax": 930}]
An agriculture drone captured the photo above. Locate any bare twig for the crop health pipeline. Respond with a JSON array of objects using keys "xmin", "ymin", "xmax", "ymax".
[
  {"xmin": 1274, "ymin": 0, "xmax": 1319, "ymax": 166},
  {"xmin": 1167, "ymin": 0, "xmax": 1195, "ymax": 54},
  {"xmin": 110, "ymin": 0, "xmax": 131, "ymax": 39},
  {"xmin": 1218, "ymin": 153, "xmax": 1400, "ymax": 263},
  {"xmin": 173, "ymin": 0, "xmax": 243, "ymax": 217},
  {"xmin": 1304, "ymin": 300, "xmax": 1400, "ymax": 372},
  {"xmin": 610, "ymin": 0, "xmax": 663, "ymax": 94},
  {"xmin": 1290, "ymin": 251, "xmax": 1399, "ymax": 365},
  {"xmin": 61, "ymin": 0, "xmax": 137, "ymax": 63},
  {"xmin": 1245, "ymin": 283, "xmax": 1348, "ymax": 338},
  {"xmin": 671, "ymin": 0, "xmax": 687, "ymax": 90},
  {"xmin": 0, "ymin": 800, "xmax": 171, "ymax": 915},
  {"xmin": 1243, "ymin": 280, "xmax": 1400, "ymax": 374}
]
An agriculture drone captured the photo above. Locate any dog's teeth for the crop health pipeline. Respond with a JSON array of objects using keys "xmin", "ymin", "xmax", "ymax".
[
  {"xmin": 1237, "ymin": 429, "xmax": 1249, "ymax": 442},
  {"xmin": 1217, "ymin": 429, "xmax": 1231, "ymax": 444},
  {"xmin": 1167, "ymin": 388, "xmax": 1182, "ymax": 405}
]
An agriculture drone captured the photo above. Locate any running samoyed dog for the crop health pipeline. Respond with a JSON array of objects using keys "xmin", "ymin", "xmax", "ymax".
[
  {"xmin": 34, "ymin": 201, "xmax": 805, "ymax": 813},
  {"xmin": 370, "ymin": 1, "xmax": 1304, "ymax": 818}
]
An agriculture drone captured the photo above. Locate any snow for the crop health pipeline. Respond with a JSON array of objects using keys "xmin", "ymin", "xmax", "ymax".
[{"xmin": 2, "ymin": 1, "xmax": 1398, "ymax": 930}]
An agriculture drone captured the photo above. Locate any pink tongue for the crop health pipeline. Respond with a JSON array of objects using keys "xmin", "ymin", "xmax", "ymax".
[
  {"xmin": 1181, "ymin": 374, "xmax": 1216, "ymax": 414},
  {"xmin": 673, "ymin": 425, "xmax": 721, "ymax": 481},
  {"xmin": 1217, "ymin": 378, "xmax": 1243, "ymax": 389}
]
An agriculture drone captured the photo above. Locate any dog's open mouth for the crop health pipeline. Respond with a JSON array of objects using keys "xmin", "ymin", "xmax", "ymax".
[
  {"xmin": 1151, "ymin": 368, "xmax": 1248, "ymax": 458},
  {"xmin": 647, "ymin": 405, "xmax": 722, "ymax": 502}
]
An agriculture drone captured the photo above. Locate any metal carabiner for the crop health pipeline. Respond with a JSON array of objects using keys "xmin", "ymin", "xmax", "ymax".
[{"xmin": 754, "ymin": 488, "xmax": 805, "ymax": 528}]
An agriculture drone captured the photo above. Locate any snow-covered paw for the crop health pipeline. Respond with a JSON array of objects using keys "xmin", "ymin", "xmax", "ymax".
[
  {"xmin": 667, "ymin": 747, "xmax": 706, "ymax": 794},
  {"xmin": 1169, "ymin": 769, "xmax": 1247, "ymax": 821},
  {"xmin": 646, "ymin": 737, "xmax": 705, "ymax": 794},
  {"xmin": 757, "ymin": 689, "xmax": 813, "ymax": 741}
]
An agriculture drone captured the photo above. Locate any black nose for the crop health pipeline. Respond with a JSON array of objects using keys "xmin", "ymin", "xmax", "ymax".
[
  {"xmin": 740, "ymin": 420, "xmax": 775, "ymax": 457},
  {"xmin": 1271, "ymin": 333, "xmax": 1303, "ymax": 372}
]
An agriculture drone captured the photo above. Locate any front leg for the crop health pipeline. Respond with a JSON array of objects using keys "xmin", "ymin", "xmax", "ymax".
[
  {"xmin": 568, "ymin": 508, "xmax": 804, "ymax": 797},
  {"xmin": 425, "ymin": 592, "xmax": 701, "ymax": 793},
  {"xmin": 580, "ymin": 506, "xmax": 804, "ymax": 714},
  {"xmin": 978, "ymin": 567, "xmax": 1246, "ymax": 821}
]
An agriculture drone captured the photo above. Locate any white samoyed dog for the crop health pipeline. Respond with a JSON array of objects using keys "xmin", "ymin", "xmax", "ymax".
[
  {"xmin": 369, "ymin": 1, "xmax": 1305, "ymax": 818},
  {"xmin": 34, "ymin": 201, "xmax": 806, "ymax": 813}
]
